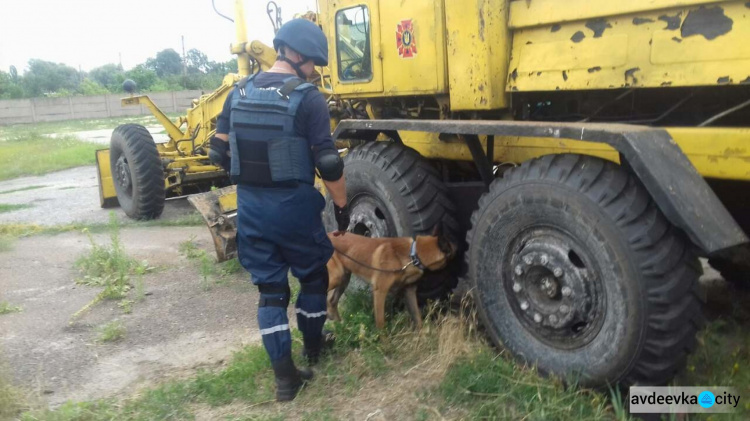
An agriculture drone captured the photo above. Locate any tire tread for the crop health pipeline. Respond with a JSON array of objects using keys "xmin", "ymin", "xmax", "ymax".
[
  {"xmin": 466, "ymin": 154, "xmax": 703, "ymax": 387},
  {"xmin": 110, "ymin": 124, "xmax": 165, "ymax": 219}
]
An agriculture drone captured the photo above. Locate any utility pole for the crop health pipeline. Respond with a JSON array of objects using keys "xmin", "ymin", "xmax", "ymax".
[{"xmin": 181, "ymin": 35, "xmax": 187, "ymax": 89}]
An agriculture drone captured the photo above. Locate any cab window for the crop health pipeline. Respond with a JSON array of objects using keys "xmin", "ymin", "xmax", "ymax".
[{"xmin": 335, "ymin": 6, "xmax": 372, "ymax": 82}]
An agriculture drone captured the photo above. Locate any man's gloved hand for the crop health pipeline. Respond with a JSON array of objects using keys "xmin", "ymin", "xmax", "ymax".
[
  {"xmin": 334, "ymin": 203, "xmax": 349, "ymax": 234},
  {"xmin": 209, "ymin": 136, "xmax": 231, "ymax": 172}
]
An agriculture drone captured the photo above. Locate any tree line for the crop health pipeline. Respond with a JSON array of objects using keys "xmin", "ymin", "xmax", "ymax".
[{"xmin": 0, "ymin": 48, "xmax": 239, "ymax": 99}]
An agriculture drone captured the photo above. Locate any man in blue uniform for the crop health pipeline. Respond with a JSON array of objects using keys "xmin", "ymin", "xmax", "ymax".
[{"xmin": 210, "ymin": 19, "xmax": 349, "ymax": 402}]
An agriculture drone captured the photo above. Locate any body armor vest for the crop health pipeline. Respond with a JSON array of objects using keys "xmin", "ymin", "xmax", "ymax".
[{"xmin": 228, "ymin": 74, "xmax": 316, "ymax": 186}]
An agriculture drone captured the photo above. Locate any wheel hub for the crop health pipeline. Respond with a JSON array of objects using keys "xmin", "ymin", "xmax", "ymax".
[
  {"xmin": 114, "ymin": 156, "xmax": 132, "ymax": 192},
  {"xmin": 348, "ymin": 195, "xmax": 391, "ymax": 237},
  {"xmin": 506, "ymin": 229, "xmax": 604, "ymax": 349}
]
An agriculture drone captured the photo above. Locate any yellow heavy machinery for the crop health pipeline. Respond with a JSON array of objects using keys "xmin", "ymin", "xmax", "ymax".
[{"xmin": 97, "ymin": 0, "xmax": 750, "ymax": 388}]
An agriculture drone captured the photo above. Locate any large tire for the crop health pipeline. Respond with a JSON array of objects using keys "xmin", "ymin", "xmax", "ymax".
[
  {"xmin": 324, "ymin": 141, "xmax": 460, "ymax": 302},
  {"xmin": 109, "ymin": 124, "xmax": 165, "ymax": 219},
  {"xmin": 466, "ymin": 154, "xmax": 703, "ymax": 387}
]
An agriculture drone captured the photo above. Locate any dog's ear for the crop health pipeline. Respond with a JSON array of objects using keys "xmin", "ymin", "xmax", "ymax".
[
  {"xmin": 438, "ymin": 232, "xmax": 455, "ymax": 256},
  {"xmin": 431, "ymin": 222, "xmax": 443, "ymax": 238}
]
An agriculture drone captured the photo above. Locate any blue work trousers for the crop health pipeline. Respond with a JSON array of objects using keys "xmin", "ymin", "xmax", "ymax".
[{"xmin": 236, "ymin": 183, "xmax": 333, "ymax": 362}]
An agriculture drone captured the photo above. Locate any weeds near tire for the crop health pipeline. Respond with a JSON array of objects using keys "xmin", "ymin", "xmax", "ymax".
[
  {"xmin": 0, "ymin": 235, "xmax": 14, "ymax": 252},
  {"xmin": 70, "ymin": 213, "xmax": 151, "ymax": 321},
  {"xmin": 96, "ymin": 321, "xmax": 126, "ymax": 343},
  {"xmin": 179, "ymin": 236, "xmax": 243, "ymax": 290},
  {"xmin": 0, "ymin": 357, "xmax": 27, "ymax": 419},
  {"xmin": 0, "ymin": 301, "xmax": 22, "ymax": 315}
]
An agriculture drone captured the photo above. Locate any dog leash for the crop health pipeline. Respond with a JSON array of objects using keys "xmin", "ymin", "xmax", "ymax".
[{"xmin": 333, "ymin": 238, "xmax": 425, "ymax": 273}]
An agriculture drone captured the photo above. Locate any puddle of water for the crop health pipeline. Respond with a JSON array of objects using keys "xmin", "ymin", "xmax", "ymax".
[{"xmin": 45, "ymin": 127, "xmax": 170, "ymax": 145}]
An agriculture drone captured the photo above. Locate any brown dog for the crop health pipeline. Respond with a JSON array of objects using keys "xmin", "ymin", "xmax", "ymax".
[{"xmin": 326, "ymin": 225, "xmax": 456, "ymax": 329}]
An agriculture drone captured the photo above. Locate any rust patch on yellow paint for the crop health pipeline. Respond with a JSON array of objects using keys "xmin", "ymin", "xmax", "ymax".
[
  {"xmin": 681, "ymin": 6, "xmax": 733, "ymax": 41},
  {"xmin": 658, "ymin": 12, "xmax": 682, "ymax": 30},
  {"xmin": 723, "ymin": 147, "xmax": 747, "ymax": 157},
  {"xmin": 585, "ymin": 18, "xmax": 612, "ymax": 38}
]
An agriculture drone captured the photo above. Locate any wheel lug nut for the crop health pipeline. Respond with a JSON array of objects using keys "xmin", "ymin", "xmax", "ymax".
[
  {"xmin": 559, "ymin": 305, "xmax": 570, "ymax": 314},
  {"xmin": 523, "ymin": 255, "xmax": 533, "ymax": 265},
  {"xmin": 561, "ymin": 286, "xmax": 572, "ymax": 297},
  {"xmin": 515, "ymin": 265, "xmax": 523, "ymax": 275},
  {"xmin": 533, "ymin": 313, "xmax": 542, "ymax": 323},
  {"xmin": 549, "ymin": 314, "xmax": 558, "ymax": 324},
  {"xmin": 553, "ymin": 268, "xmax": 563, "ymax": 277},
  {"xmin": 520, "ymin": 301, "xmax": 529, "ymax": 311},
  {"xmin": 512, "ymin": 283, "xmax": 522, "ymax": 293},
  {"xmin": 540, "ymin": 254, "xmax": 549, "ymax": 265}
]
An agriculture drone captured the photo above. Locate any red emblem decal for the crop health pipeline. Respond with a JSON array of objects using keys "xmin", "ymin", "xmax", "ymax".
[{"xmin": 396, "ymin": 20, "xmax": 417, "ymax": 58}]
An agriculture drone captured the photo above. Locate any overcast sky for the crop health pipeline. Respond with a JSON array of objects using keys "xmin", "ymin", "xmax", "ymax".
[{"xmin": 0, "ymin": 0, "xmax": 316, "ymax": 73}]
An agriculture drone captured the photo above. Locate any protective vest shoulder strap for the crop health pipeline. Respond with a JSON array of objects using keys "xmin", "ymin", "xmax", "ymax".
[
  {"xmin": 278, "ymin": 77, "xmax": 317, "ymax": 98},
  {"xmin": 236, "ymin": 73, "xmax": 258, "ymax": 98},
  {"xmin": 277, "ymin": 77, "xmax": 305, "ymax": 98}
]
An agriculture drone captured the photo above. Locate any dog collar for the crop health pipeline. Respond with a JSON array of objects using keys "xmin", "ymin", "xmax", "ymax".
[{"xmin": 410, "ymin": 238, "xmax": 426, "ymax": 270}]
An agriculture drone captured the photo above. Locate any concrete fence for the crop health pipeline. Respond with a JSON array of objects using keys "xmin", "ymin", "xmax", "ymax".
[{"xmin": 0, "ymin": 90, "xmax": 204, "ymax": 125}]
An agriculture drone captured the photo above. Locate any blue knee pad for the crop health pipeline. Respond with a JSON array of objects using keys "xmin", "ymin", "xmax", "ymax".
[
  {"xmin": 296, "ymin": 268, "xmax": 329, "ymax": 351},
  {"xmin": 257, "ymin": 284, "xmax": 292, "ymax": 362}
]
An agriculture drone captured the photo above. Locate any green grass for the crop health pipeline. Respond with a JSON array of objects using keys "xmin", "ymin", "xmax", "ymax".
[
  {"xmin": 13, "ymin": 282, "xmax": 750, "ymax": 420},
  {"xmin": 676, "ymin": 285, "xmax": 750, "ymax": 419},
  {"xmin": 0, "ymin": 211, "xmax": 203, "ymax": 240},
  {"xmin": 0, "ymin": 301, "xmax": 22, "ymax": 315},
  {"xmin": 71, "ymin": 213, "xmax": 151, "ymax": 321},
  {"xmin": 96, "ymin": 321, "xmax": 126, "ymax": 343},
  {"xmin": 0, "ymin": 203, "xmax": 32, "ymax": 213},
  {"xmin": 0, "ymin": 235, "xmax": 13, "ymax": 252},
  {"xmin": 179, "ymin": 236, "xmax": 245, "ymax": 290},
  {"xmin": 17, "ymin": 289, "xmax": 628, "ymax": 420},
  {"xmin": 439, "ymin": 351, "xmax": 623, "ymax": 420},
  {"xmin": 0, "ymin": 112, "xmax": 182, "ymax": 182},
  {"xmin": 0, "ymin": 113, "xmax": 182, "ymax": 139},
  {"xmin": 0, "ymin": 185, "xmax": 46, "ymax": 195},
  {"xmin": 0, "ymin": 133, "xmax": 102, "ymax": 181},
  {"xmin": 0, "ymin": 359, "xmax": 26, "ymax": 420}
]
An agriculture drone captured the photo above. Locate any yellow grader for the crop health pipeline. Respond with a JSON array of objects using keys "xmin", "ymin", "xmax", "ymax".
[{"xmin": 96, "ymin": 0, "xmax": 750, "ymax": 388}]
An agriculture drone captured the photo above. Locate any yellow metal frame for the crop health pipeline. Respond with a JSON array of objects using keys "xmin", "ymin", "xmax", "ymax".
[
  {"xmin": 318, "ymin": 0, "xmax": 750, "ymax": 184},
  {"xmin": 218, "ymin": 193, "xmax": 238, "ymax": 214},
  {"xmin": 508, "ymin": 0, "xmax": 733, "ymax": 29},
  {"xmin": 445, "ymin": 0, "xmax": 511, "ymax": 110},
  {"xmin": 95, "ymin": 149, "xmax": 118, "ymax": 207},
  {"xmin": 508, "ymin": 1, "xmax": 750, "ymax": 91},
  {"xmin": 399, "ymin": 127, "xmax": 750, "ymax": 181}
]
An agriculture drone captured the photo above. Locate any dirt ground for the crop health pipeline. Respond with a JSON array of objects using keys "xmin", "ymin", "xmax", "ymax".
[
  {"xmin": 0, "ymin": 165, "xmax": 192, "ymax": 226},
  {"xmin": 0, "ymin": 165, "xmax": 267, "ymax": 408},
  {"xmin": 0, "ymin": 225, "xmax": 264, "ymax": 407}
]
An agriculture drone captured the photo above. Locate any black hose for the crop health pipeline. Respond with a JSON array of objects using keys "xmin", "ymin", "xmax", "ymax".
[{"xmin": 212, "ymin": 0, "xmax": 234, "ymax": 23}]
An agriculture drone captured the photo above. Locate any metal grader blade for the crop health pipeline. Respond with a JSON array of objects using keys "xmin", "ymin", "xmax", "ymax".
[{"xmin": 187, "ymin": 186, "xmax": 238, "ymax": 262}]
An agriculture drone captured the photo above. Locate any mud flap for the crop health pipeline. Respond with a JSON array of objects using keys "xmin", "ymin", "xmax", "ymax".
[
  {"xmin": 187, "ymin": 186, "xmax": 238, "ymax": 262},
  {"xmin": 96, "ymin": 149, "xmax": 119, "ymax": 208}
]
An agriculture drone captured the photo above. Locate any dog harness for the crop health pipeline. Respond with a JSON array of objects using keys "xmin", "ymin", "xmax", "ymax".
[
  {"xmin": 410, "ymin": 238, "xmax": 426, "ymax": 270},
  {"xmin": 335, "ymin": 238, "xmax": 426, "ymax": 272}
]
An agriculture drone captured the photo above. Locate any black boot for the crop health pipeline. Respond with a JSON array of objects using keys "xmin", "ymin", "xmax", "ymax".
[
  {"xmin": 271, "ymin": 355, "xmax": 314, "ymax": 402},
  {"xmin": 302, "ymin": 329, "xmax": 336, "ymax": 365}
]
